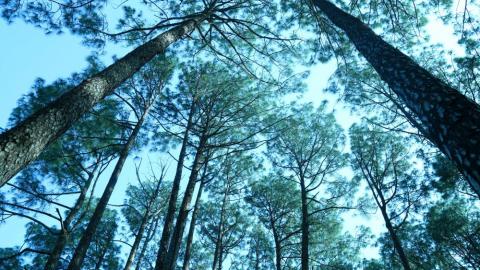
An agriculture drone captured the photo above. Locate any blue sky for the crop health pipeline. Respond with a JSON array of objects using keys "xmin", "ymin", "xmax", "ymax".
[{"xmin": 0, "ymin": 20, "xmax": 133, "ymax": 247}]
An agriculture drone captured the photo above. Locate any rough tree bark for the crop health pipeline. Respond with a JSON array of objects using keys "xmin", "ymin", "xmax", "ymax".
[
  {"xmin": 312, "ymin": 0, "xmax": 480, "ymax": 197},
  {"xmin": 161, "ymin": 135, "xmax": 207, "ymax": 270},
  {"xmin": 0, "ymin": 18, "xmax": 201, "ymax": 186},
  {"xmin": 66, "ymin": 104, "xmax": 152, "ymax": 270},
  {"xmin": 155, "ymin": 102, "xmax": 196, "ymax": 269}
]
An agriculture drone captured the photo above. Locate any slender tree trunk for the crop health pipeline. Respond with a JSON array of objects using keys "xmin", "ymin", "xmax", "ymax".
[
  {"xmin": 44, "ymin": 166, "xmax": 99, "ymax": 270},
  {"xmin": 312, "ymin": 0, "xmax": 480, "ymax": 197},
  {"xmin": 93, "ymin": 232, "xmax": 114, "ymax": 270},
  {"xmin": 66, "ymin": 105, "xmax": 151, "ymax": 270},
  {"xmin": 124, "ymin": 167, "xmax": 163, "ymax": 270},
  {"xmin": 380, "ymin": 207, "xmax": 412, "ymax": 270},
  {"xmin": 299, "ymin": 177, "xmax": 309, "ymax": 270},
  {"xmin": 123, "ymin": 211, "xmax": 150, "ymax": 270},
  {"xmin": 212, "ymin": 180, "xmax": 228, "ymax": 270},
  {"xmin": 268, "ymin": 208, "xmax": 282, "ymax": 270},
  {"xmin": 155, "ymin": 102, "xmax": 196, "ymax": 269},
  {"xmin": 182, "ymin": 171, "xmax": 207, "ymax": 270},
  {"xmin": 0, "ymin": 17, "xmax": 203, "ymax": 186},
  {"xmin": 161, "ymin": 135, "xmax": 207, "ymax": 270},
  {"xmin": 135, "ymin": 219, "xmax": 160, "ymax": 270},
  {"xmin": 218, "ymin": 246, "xmax": 224, "ymax": 270},
  {"xmin": 93, "ymin": 245, "xmax": 108, "ymax": 270},
  {"xmin": 254, "ymin": 241, "xmax": 260, "ymax": 270},
  {"xmin": 272, "ymin": 231, "xmax": 282, "ymax": 270}
]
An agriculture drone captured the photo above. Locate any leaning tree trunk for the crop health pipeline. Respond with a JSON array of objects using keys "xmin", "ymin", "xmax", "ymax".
[
  {"xmin": 135, "ymin": 219, "xmax": 160, "ymax": 270},
  {"xmin": 44, "ymin": 167, "xmax": 99, "ymax": 270},
  {"xmin": 124, "ymin": 165, "xmax": 163, "ymax": 270},
  {"xmin": 0, "ymin": 17, "xmax": 203, "ymax": 186},
  {"xmin": 155, "ymin": 102, "xmax": 196, "ymax": 269},
  {"xmin": 182, "ymin": 165, "xmax": 208, "ymax": 270},
  {"xmin": 160, "ymin": 135, "xmax": 207, "ymax": 270},
  {"xmin": 123, "ymin": 210, "xmax": 150, "ymax": 270},
  {"xmin": 66, "ymin": 105, "xmax": 151, "ymax": 270},
  {"xmin": 380, "ymin": 207, "xmax": 412, "ymax": 270},
  {"xmin": 312, "ymin": 0, "xmax": 480, "ymax": 197}
]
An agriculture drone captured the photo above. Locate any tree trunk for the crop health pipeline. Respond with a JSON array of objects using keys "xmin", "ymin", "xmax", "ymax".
[
  {"xmin": 135, "ymin": 219, "xmax": 160, "ymax": 270},
  {"xmin": 160, "ymin": 135, "xmax": 207, "ymax": 270},
  {"xmin": 212, "ymin": 178, "xmax": 229, "ymax": 270},
  {"xmin": 299, "ymin": 177, "xmax": 309, "ymax": 270},
  {"xmin": 66, "ymin": 105, "xmax": 151, "ymax": 270},
  {"xmin": 123, "ymin": 210, "xmax": 150, "ymax": 270},
  {"xmin": 268, "ymin": 207, "xmax": 282, "ymax": 270},
  {"xmin": 124, "ymin": 165, "xmax": 163, "ymax": 270},
  {"xmin": 312, "ymin": 0, "xmax": 480, "ymax": 197},
  {"xmin": 380, "ymin": 207, "xmax": 412, "ymax": 270},
  {"xmin": 272, "ymin": 229, "xmax": 282, "ymax": 270},
  {"xmin": 0, "ymin": 17, "xmax": 202, "ymax": 186},
  {"xmin": 182, "ymin": 170, "xmax": 207, "ymax": 270},
  {"xmin": 93, "ymin": 231, "xmax": 114, "ymax": 270},
  {"xmin": 44, "ymin": 165, "xmax": 99, "ymax": 270},
  {"xmin": 155, "ymin": 101, "xmax": 196, "ymax": 269}
]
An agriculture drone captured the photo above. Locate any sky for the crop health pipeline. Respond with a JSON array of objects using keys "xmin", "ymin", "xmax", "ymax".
[{"xmin": 0, "ymin": 7, "xmax": 465, "ymax": 263}]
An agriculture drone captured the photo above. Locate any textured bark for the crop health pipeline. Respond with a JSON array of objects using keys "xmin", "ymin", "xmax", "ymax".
[
  {"xmin": 66, "ymin": 105, "xmax": 151, "ymax": 270},
  {"xmin": 0, "ymin": 18, "xmax": 201, "ymax": 186},
  {"xmin": 44, "ymin": 166, "xmax": 99, "ymax": 270},
  {"xmin": 313, "ymin": 0, "xmax": 480, "ymax": 197},
  {"xmin": 182, "ymin": 171, "xmax": 206, "ymax": 270},
  {"xmin": 155, "ymin": 102, "xmax": 196, "ymax": 270},
  {"xmin": 162, "ymin": 135, "xmax": 207, "ymax": 270},
  {"xmin": 380, "ymin": 207, "xmax": 412, "ymax": 270},
  {"xmin": 299, "ymin": 176, "xmax": 309, "ymax": 270}
]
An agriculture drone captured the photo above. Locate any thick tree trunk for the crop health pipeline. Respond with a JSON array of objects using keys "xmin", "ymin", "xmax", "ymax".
[
  {"xmin": 66, "ymin": 105, "xmax": 151, "ymax": 270},
  {"xmin": 312, "ymin": 0, "xmax": 480, "ymax": 197},
  {"xmin": 44, "ymin": 166, "xmax": 99, "ymax": 270},
  {"xmin": 380, "ymin": 207, "xmax": 412, "ymax": 270},
  {"xmin": 0, "ymin": 18, "xmax": 201, "ymax": 186},
  {"xmin": 135, "ymin": 219, "xmax": 160, "ymax": 270},
  {"xmin": 123, "ymin": 211, "xmax": 150, "ymax": 270},
  {"xmin": 160, "ymin": 135, "xmax": 207, "ymax": 270},
  {"xmin": 155, "ymin": 102, "xmax": 196, "ymax": 269},
  {"xmin": 182, "ymin": 171, "xmax": 206, "ymax": 270},
  {"xmin": 299, "ymin": 177, "xmax": 309, "ymax": 270}
]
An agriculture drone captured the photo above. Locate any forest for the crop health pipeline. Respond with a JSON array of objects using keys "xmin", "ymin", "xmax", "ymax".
[{"xmin": 0, "ymin": 0, "xmax": 479, "ymax": 269}]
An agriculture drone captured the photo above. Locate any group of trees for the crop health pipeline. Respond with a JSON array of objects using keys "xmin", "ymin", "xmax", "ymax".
[{"xmin": 1, "ymin": 0, "xmax": 479, "ymax": 269}]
